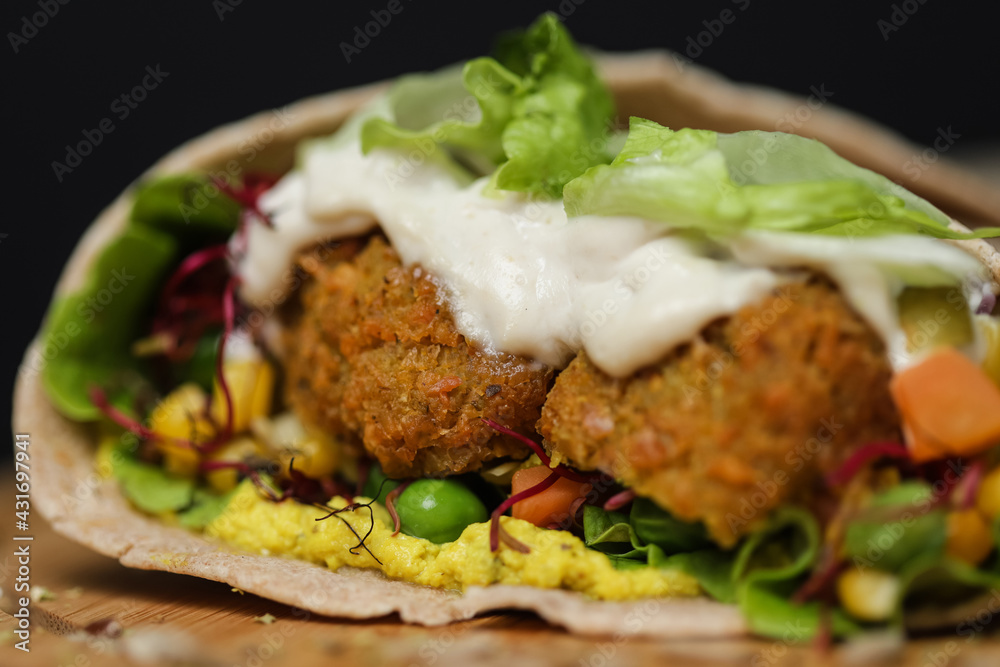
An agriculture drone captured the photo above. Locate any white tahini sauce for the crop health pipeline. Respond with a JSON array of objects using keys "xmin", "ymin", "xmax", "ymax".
[{"xmin": 238, "ymin": 139, "xmax": 983, "ymax": 376}]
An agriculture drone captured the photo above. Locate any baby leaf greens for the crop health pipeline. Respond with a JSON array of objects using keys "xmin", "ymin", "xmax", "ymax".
[
  {"xmin": 40, "ymin": 176, "xmax": 240, "ymax": 420},
  {"xmin": 41, "ymin": 225, "xmax": 176, "ymax": 420},
  {"xmin": 360, "ymin": 13, "xmax": 615, "ymax": 198},
  {"xmin": 584, "ymin": 500, "xmax": 860, "ymax": 639},
  {"xmin": 111, "ymin": 443, "xmax": 196, "ymax": 514},
  {"xmin": 565, "ymin": 117, "xmax": 1000, "ymax": 240}
]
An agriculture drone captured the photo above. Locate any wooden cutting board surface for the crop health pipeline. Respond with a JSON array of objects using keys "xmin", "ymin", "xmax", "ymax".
[{"xmin": 1, "ymin": 474, "xmax": 1000, "ymax": 667}]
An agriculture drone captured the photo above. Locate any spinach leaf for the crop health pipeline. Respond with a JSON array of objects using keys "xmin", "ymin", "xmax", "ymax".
[
  {"xmin": 630, "ymin": 497, "xmax": 713, "ymax": 554},
  {"xmin": 841, "ymin": 482, "xmax": 947, "ymax": 573}
]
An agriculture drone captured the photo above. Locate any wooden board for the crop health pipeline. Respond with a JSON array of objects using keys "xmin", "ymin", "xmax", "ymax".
[{"xmin": 2, "ymin": 474, "xmax": 1000, "ymax": 667}]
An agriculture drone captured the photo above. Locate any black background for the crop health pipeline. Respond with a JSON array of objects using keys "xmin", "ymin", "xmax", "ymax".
[{"xmin": 3, "ymin": 0, "xmax": 999, "ymax": 455}]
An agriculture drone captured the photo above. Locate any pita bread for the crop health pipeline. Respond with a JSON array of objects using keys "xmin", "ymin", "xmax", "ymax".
[{"xmin": 13, "ymin": 51, "xmax": 1000, "ymax": 638}]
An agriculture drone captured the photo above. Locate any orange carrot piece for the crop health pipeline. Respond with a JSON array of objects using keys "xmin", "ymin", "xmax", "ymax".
[
  {"xmin": 889, "ymin": 347, "xmax": 1000, "ymax": 463},
  {"xmin": 511, "ymin": 466, "xmax": 592, "ymax": 529}
]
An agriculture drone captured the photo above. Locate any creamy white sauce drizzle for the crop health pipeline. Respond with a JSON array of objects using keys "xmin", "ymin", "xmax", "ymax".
[{"xmin": 239, "ymin": 139, "xmax": 983, "ymax": 376}]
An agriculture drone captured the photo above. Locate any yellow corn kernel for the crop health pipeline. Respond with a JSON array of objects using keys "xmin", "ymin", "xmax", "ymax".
[
  {"xmin": 277, "ymin": 430, "xmax": 340, "ymax": 479},
  {"xmin": 160, "ymin": 443, "xmax": 201, "ymax": 478},
  {"xmin": 210, "ymin": 359, "xmax": 275, "ymax": 434},
  {"xmin": 975, "ymin": 314, "xmax": 1000, "ymax": 386},
  {"xmin": 149, "ymin": 383, "xmax": 215, "ymax": 477},
  {"xmin": 205, "ymin": 437, "xmax": 267, "ymax": 493},
  {"xmin": 95, "ymin": 435, "xmax": 118, "ymax": 479},
  {"xmin": 837, "ymin": 568, "xmax": 900, "ymax": 623},
  {"xmin": 976, "ymin": 466, "xmax": 1000, "ymax": 521},
  {"xmin": 946, "ymin": 508, "xmax": 995, "ymax": 566}
]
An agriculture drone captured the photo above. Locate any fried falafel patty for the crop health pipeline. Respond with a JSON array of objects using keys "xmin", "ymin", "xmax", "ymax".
[
  {"xmin": 283, "ymin": 236, "xmax": 554, "ymax": 478},
  {"xmin": 538, "ymin": 280, "xmax": 901, "ymax": 547}
]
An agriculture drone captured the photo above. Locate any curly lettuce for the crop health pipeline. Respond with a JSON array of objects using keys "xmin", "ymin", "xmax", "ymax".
[
  {"xmin": 565, "ymin": 117, "xmax": 1000, "ymax": 240},
  {"xmin": 360, "ymin": 13, "xmax": 615, "ymax": 197}
]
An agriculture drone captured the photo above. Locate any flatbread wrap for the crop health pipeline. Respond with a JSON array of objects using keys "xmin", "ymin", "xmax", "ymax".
[{"xmin": 15, "ymin": 15, "xmax": 1000, "ymax": 640}]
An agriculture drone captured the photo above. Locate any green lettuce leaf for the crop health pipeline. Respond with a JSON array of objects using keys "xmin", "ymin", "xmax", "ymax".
[
  {"xmin": 360, "ymin": 13, "xmax": 615, "ymax": 197},
  {"xmin": 39, "ymin": 176, "xmax": 239, "ymax": 420},
  {"xmin": 131, "ymin": 175, "xmax": 241, "ymax": 243},
  {"xmin": 178, "ymin": 487, "xmax": 235, "ymax": 529},
  {"xmin": 41, "ymin": 225, "xmax": 177, "ymax": 420},
  {"xmin": 565, "ymin": 117, "xmax": 1000, "ymax": 240},
  {"xmin": 112, "ymin": 447, "xmax": 195, "ymax": 514}
]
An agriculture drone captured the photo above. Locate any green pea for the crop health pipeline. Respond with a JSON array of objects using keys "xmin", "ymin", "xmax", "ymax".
[
  {"xmin": 362, "ymin": 463, "xmax": 400, "ymax": 504},
  {"xmin": 395, "ymin": 479, "xmax": 488, "ymax": 544}
]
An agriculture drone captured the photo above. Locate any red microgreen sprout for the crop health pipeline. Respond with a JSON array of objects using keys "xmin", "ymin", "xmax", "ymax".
[
  {"xmin": 791, "ymin": 547, "xmax": 843, "ymax": 604},
  {"xmin": 481, "ymin": 418, "xmax": 595, "ymax": 484},
  {"xmin": 566, "ymin": 495, "xmax": 589, "ymax": 530},
  {"xmin": 955, "ymin": 459, "xmax": 985, "ymax": 510},
  {"xmin": 385, "ymin": 480, "xmax": 413, "ymax": 536},
  {"xmin": 145, "ymin": 243, "xmax": 231, "ymax": 363},
  {"xmin": 212, "ymin": 173, "xmax": 280, "ymax": 229},
  {"xmin": 603, "ymin": 489, "xmax": 636, "ymax": 512},
  {"xmin": 206, "ymin": 276, "xmax": 239, "ymax": 448},
  {"xmin": 813, "ymin": 606, "xmax": 834, "ymax": 654},
  {"xmin": 489, "ymin": 470, "xmax": 560, "ymax": 553},
  {"xmin": 824, "ymin": 441, "xmax": 910, "ymax": 488},
  {"xmin": 89, "ymin": 386, "xmax": 159, "ymax": 441}
]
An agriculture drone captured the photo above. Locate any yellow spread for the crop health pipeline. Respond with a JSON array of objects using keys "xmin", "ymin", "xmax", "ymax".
[{"xmin": 206, "ymin": 482, "xmax": 700, "ymax": 600}]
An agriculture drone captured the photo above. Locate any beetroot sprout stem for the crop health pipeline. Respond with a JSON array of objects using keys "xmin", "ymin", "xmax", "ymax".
[
  {"xmin": 481, "ymin": 418, "xmax": 594, "ymax": 484},
  {"xmin": 89, "ymin": 387, "xmax": 158, "ymax": 441},
  {"xmin": 386, "ymin": 481, "xmax": 413, "ymax": 536},
  {"xmin": 490, "ymin": 471, "xmax": 559, "ymax": 553}
]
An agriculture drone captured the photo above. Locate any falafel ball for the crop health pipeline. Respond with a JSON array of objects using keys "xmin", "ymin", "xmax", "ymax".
[
  {"xmin": 538, "ymin": 280, "xmax": 900, "ymax": 547},
  {"xmin": 284, "ymin": 235, "xmax": 553, "ymax": 478}
]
